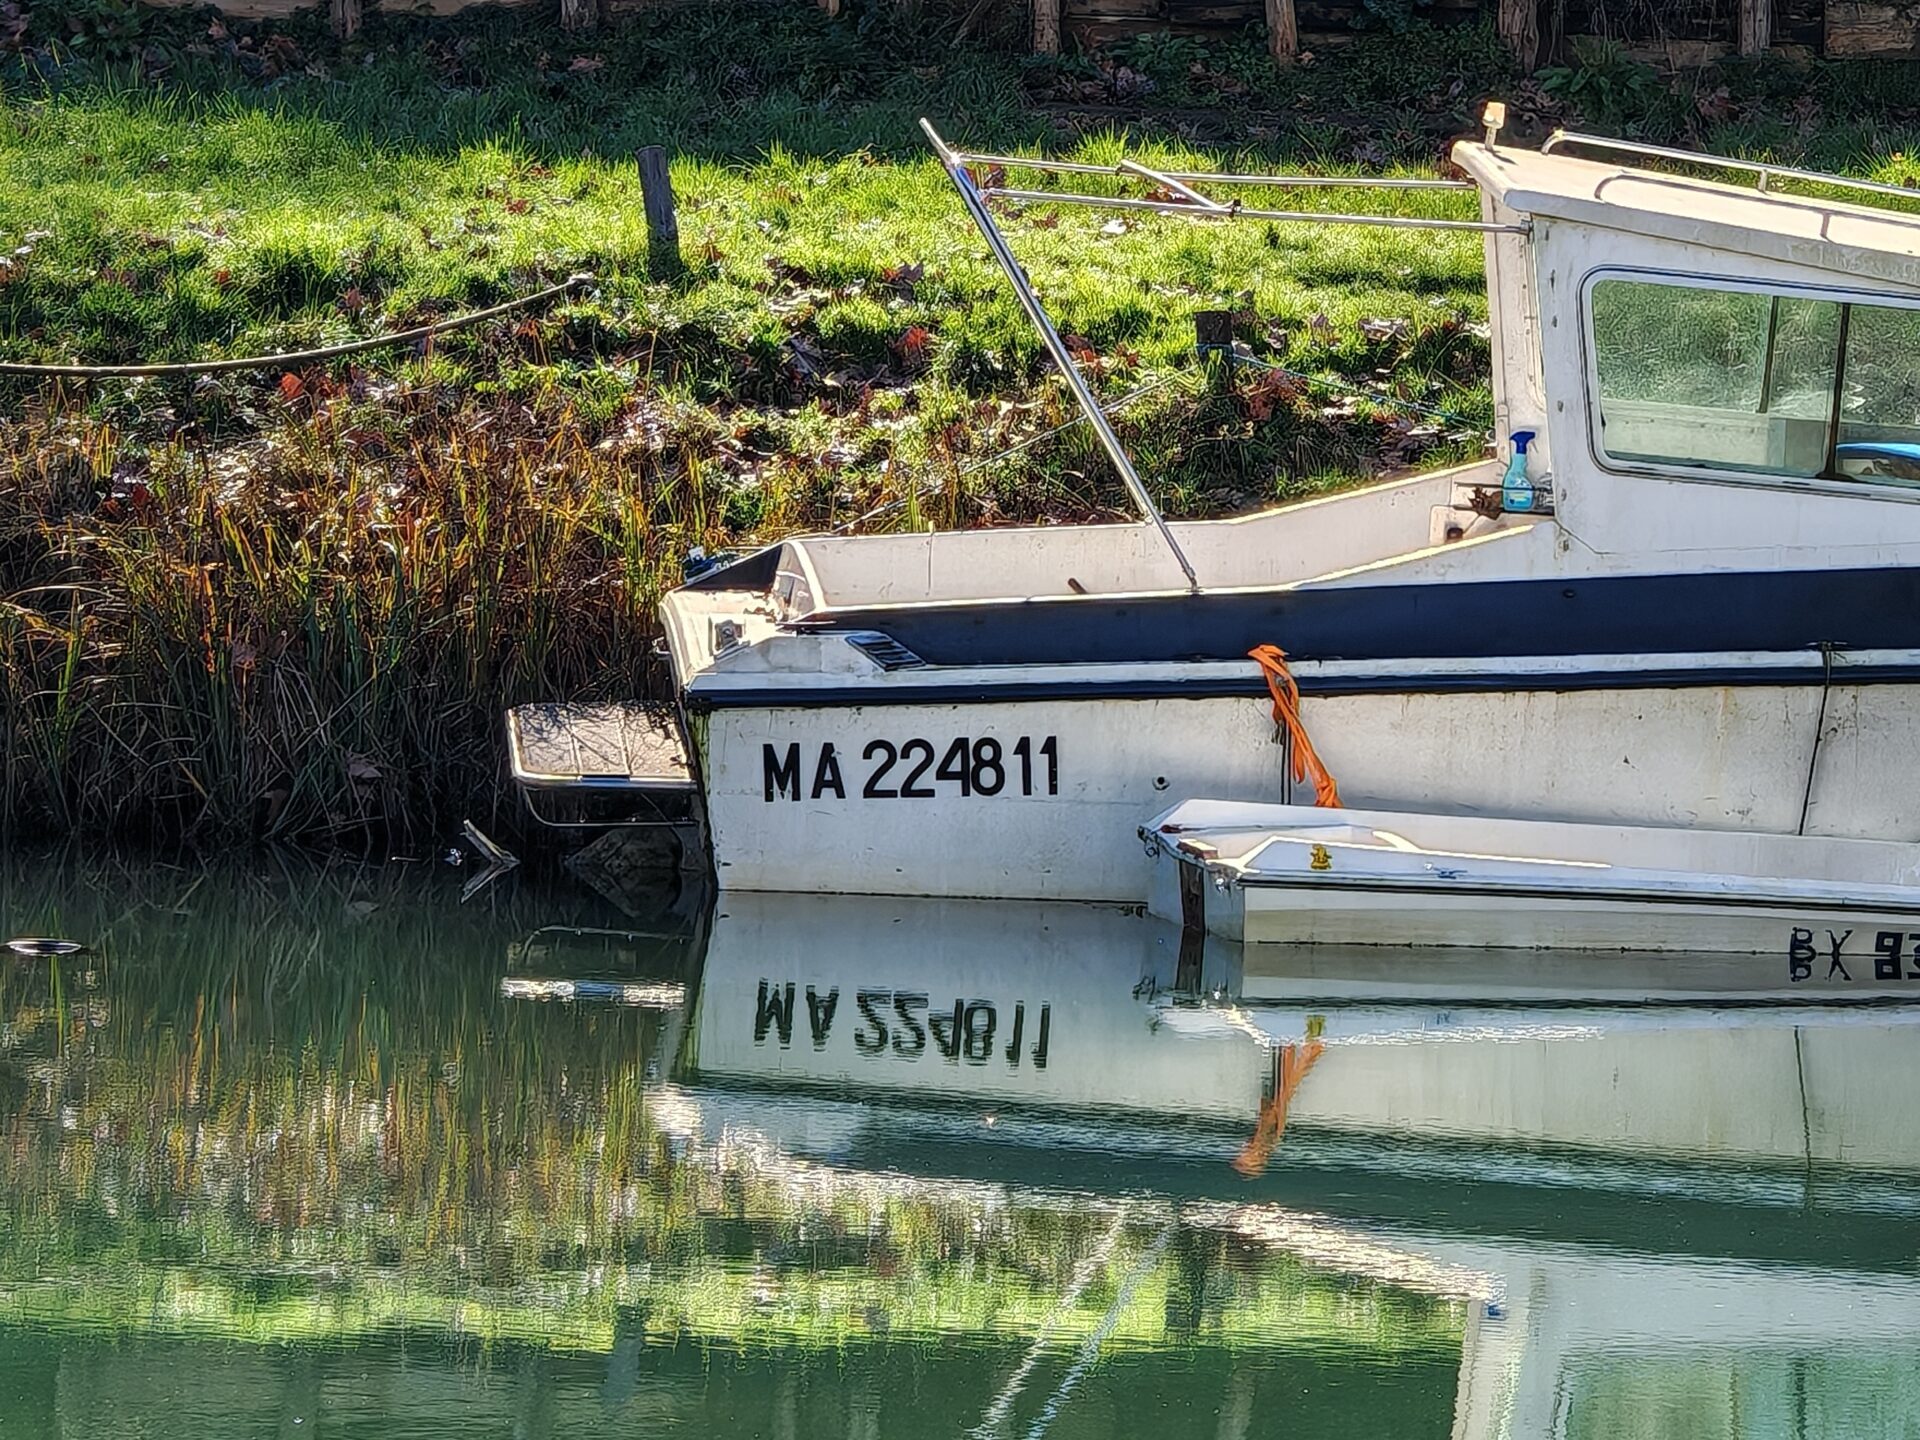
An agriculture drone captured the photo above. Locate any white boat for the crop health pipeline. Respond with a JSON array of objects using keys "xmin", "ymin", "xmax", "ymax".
[
  {"xmin": 514, "ymin": 112, "xmax": 1920, "ymax": 901},
  {"xmin": 1145, "ymin": 797, "xmax": 1920, "ymax": 955}
]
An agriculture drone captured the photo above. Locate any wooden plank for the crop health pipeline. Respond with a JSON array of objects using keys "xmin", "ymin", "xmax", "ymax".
[
  {"xmin": 1498, "ymin": 0, "xmax": 1538, "ymax": 67},
  {"xmin": 1267, "ymin": 0, "xmax": 1298, "ymax": 62},
  {"xmin": 1739, "ymin": 0, "xmax": 1773, "ymax": 53},
  {"xmin": 1071, "ymin": 17, "xmax": 1224, "ymax": 39},
  {"xmin": 1561, "ymin": 33, "xmax": 1735, "ymax": 65},
  {"xmin": 1035, "ymin": 0, "xmax": 1063, "ymax": 52},
  {"xmin": 1826, "ymin": 1, "xmax": 1920, "ymax": 56}
]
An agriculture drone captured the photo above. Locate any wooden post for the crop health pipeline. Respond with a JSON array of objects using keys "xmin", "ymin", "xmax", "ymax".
[
  {"xmin": 1194, "ymin": 310, "xmax": 1236, "ymax": 394},
  {"xmin": 1266, "ymin": 0, "xmax": 1298, "ymax": 63},
  {"xmin": 1033, "ymin": 0, "xmax": 1060, "ymax": 55},
  {"xmin": 637, "ymin": 147, "xmax": 683, "ymax": 280},
  {"xmin": 329, "ymin": 0, "xmax": 361, "ymax": 39},
  {"xmin": 1498, "ymin": 0, "xmax": 1539, "ymax": 69},
  {"xmin": 559, "ymin": 0, "xmax": 598, "ymax": 30},
  {"xmin": 1738, "ymin": 0, "xmax": 1772, "ymax": 54}
]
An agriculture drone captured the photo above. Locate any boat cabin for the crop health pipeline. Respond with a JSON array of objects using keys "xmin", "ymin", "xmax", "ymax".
[{"xmin": 1464, "ymin": 133, "xmax": 1920, "ymax": 562}]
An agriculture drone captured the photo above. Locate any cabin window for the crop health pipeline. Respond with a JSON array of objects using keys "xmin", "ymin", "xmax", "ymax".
[{"xmin": 1588, "ymin": 276, "xmax": 1920, "ymax": 490}]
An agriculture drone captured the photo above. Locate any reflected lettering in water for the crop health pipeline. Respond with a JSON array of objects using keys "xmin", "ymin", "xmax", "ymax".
[{"xmin": 1, "ymin": 857, "xmax": 1917, "ymax": 1437}]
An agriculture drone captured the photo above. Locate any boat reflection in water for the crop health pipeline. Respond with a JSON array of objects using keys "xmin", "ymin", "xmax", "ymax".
[
  {"xmin": 527, "ymin": 891, "xmax": 1920, "ymax": 1438},
  {"xmin": 3, "ymin": 857, "xmax": 1916, "ymax": 1438}
]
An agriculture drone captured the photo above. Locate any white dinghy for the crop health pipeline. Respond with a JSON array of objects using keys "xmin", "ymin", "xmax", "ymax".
[{"xmin": 1144, "ymin": 798, "xmax": 1920, "ymax": 958}]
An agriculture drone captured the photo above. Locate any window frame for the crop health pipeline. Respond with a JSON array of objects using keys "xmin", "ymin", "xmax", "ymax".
[{"xmin": 1579, "ymin": 266, "xmax": 1920, "ymax": 503}]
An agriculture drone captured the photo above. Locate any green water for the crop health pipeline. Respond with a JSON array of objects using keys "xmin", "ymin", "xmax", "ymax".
[{"xmin": 1, "ymin": 856, "xmax": 1916, "ymax": 1439}]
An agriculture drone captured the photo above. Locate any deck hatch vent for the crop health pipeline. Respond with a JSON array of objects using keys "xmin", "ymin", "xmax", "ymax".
[{"xmin": 844, "ymin": 631, "xmax": 927, "ymax": 671}]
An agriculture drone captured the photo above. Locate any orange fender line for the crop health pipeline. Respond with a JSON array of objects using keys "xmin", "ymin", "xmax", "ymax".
[{"xmin": 1249, "ymin": 644, "xmax": 1343, "ymax": 809}]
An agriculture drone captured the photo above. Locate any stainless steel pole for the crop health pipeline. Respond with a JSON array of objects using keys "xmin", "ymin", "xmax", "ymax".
[
  {"xmin": 1116, "ymin": 158, "xmax": 1229, "ymax": 212},
  {"xmin": 920, "ymin": 118, "xmax": 1201, "ymax": 593}
]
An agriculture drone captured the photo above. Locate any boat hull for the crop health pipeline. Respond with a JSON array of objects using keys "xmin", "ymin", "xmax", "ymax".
[
  {"xmin": 1170, "ymin": 870, "xmax": 1920, "ymax": 957},
  {"xmin": 693, "ymin": 675, "xmax": 1920, "ymax": 901}
]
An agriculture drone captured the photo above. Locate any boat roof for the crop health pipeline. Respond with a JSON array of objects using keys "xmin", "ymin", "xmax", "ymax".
[{"xmin": 1451, "ymin": 138, "xmax": 1920, "ymax": 293}]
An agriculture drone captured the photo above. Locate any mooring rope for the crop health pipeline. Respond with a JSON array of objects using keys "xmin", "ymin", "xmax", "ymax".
[
  {"xmin": 1250, "ymin": 643, "xmax": 1342, "ymax": 808},
  {"xmin": 0, "ymin": 274, "xmax": 593, "ymax": 379},
  {"xmin": 1233, "ymin": 1019, "xmax": 1328, "ymax": 1177}
]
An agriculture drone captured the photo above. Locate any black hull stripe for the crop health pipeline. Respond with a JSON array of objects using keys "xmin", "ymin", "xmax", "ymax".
[
  {"xmin": 1226, "ymin": 872, "xmax": 1920, "ymax": 916},
  {"xmin": 686, "ymin": 662, "xmax": 1920, "ymax": 712},
  {"xmin": 796, "ymin": 566, "xmax": 1920, "ymax": 668}
]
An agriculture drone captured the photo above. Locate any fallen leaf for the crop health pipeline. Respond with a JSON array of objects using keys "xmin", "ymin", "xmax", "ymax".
[
  {"xmin": 1243, "ymin": 369, "xmax": 1303, "ymax": 422},
  {"xmin": 278, "ymin": 373, "xmax": 305, "ymax": 402},
  {"xmin": 894, "ymin": 324, "xmax": 932, "ymax": 367}
]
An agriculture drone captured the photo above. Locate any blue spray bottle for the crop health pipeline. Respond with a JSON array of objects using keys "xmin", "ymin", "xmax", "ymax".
[{"xmin": 1501, "ymin": 430, "xmax": 1537, "ymax": 513}]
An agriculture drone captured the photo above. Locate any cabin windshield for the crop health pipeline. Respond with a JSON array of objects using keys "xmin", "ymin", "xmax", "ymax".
[{"xmin": 1587, "ymin": 273, "xmax": 1920, "ymax": 489}]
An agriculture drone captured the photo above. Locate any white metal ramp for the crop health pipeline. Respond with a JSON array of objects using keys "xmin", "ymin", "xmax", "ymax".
[{"xmin": 506, "ymin": 702, "xmax": 697, "ymax": 827}]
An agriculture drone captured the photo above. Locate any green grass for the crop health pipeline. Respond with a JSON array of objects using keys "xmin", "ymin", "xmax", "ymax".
[{"xmin": 5, "ymin": 1, "xmax": 1920, "ymax": 845}]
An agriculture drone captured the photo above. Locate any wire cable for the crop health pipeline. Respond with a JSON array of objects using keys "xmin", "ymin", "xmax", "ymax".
[{"xmin": 0, "ymin": 274, "xmax": 594, "ymax": 379}]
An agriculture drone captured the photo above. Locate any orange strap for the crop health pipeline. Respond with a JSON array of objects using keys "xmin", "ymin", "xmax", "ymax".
[{"xmin": 1249, "ymin": 644, "xmax": 1343, "ymax": 809}]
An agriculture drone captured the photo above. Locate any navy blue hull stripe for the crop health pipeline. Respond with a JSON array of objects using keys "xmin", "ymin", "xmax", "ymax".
[
  {"xmin": 686, "ymin": 662, "xmax": 1920, "ymax": 712},
  {"xmin": 789, "ymin": 566, "xmax": 1920, "ymax": 668}
]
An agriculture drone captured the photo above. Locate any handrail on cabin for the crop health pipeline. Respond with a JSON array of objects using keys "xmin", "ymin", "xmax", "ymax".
[
  {"xmin": 916, "ymin": 120, "xmax": 1536, "ymax": 595},
  {"xmin": 1542, "ymin": 130, "xmax": 1920, "ymax": 208},
  {"xmin": 941, "ymin": 140, "xmax": 1525, "ymax": 234}
]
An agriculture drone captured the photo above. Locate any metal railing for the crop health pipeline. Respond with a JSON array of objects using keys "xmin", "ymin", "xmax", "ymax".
[
  {"xmin": 921, "ymin": 118, "xmax": 1205, "ymax": 591},
  {"xmin": 945, "ymin": 143, "xmax": 1524, "ymax": 233},
  {"xmin": 1541, "ymin": 130, "xmax": 1920, "ymax": 209},
  {"xmin": 917, "ymin": 121, "xmax": 1526, "ymax": 592},
  {"xmin": 952, "ymin": 151, "xmax": 1477, "ymax": 191}
]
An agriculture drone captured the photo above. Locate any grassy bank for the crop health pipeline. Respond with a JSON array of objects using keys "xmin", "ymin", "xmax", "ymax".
[{"xmin": 5, "ymin": 2, "xmax": 1920, "ymax": 848}]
